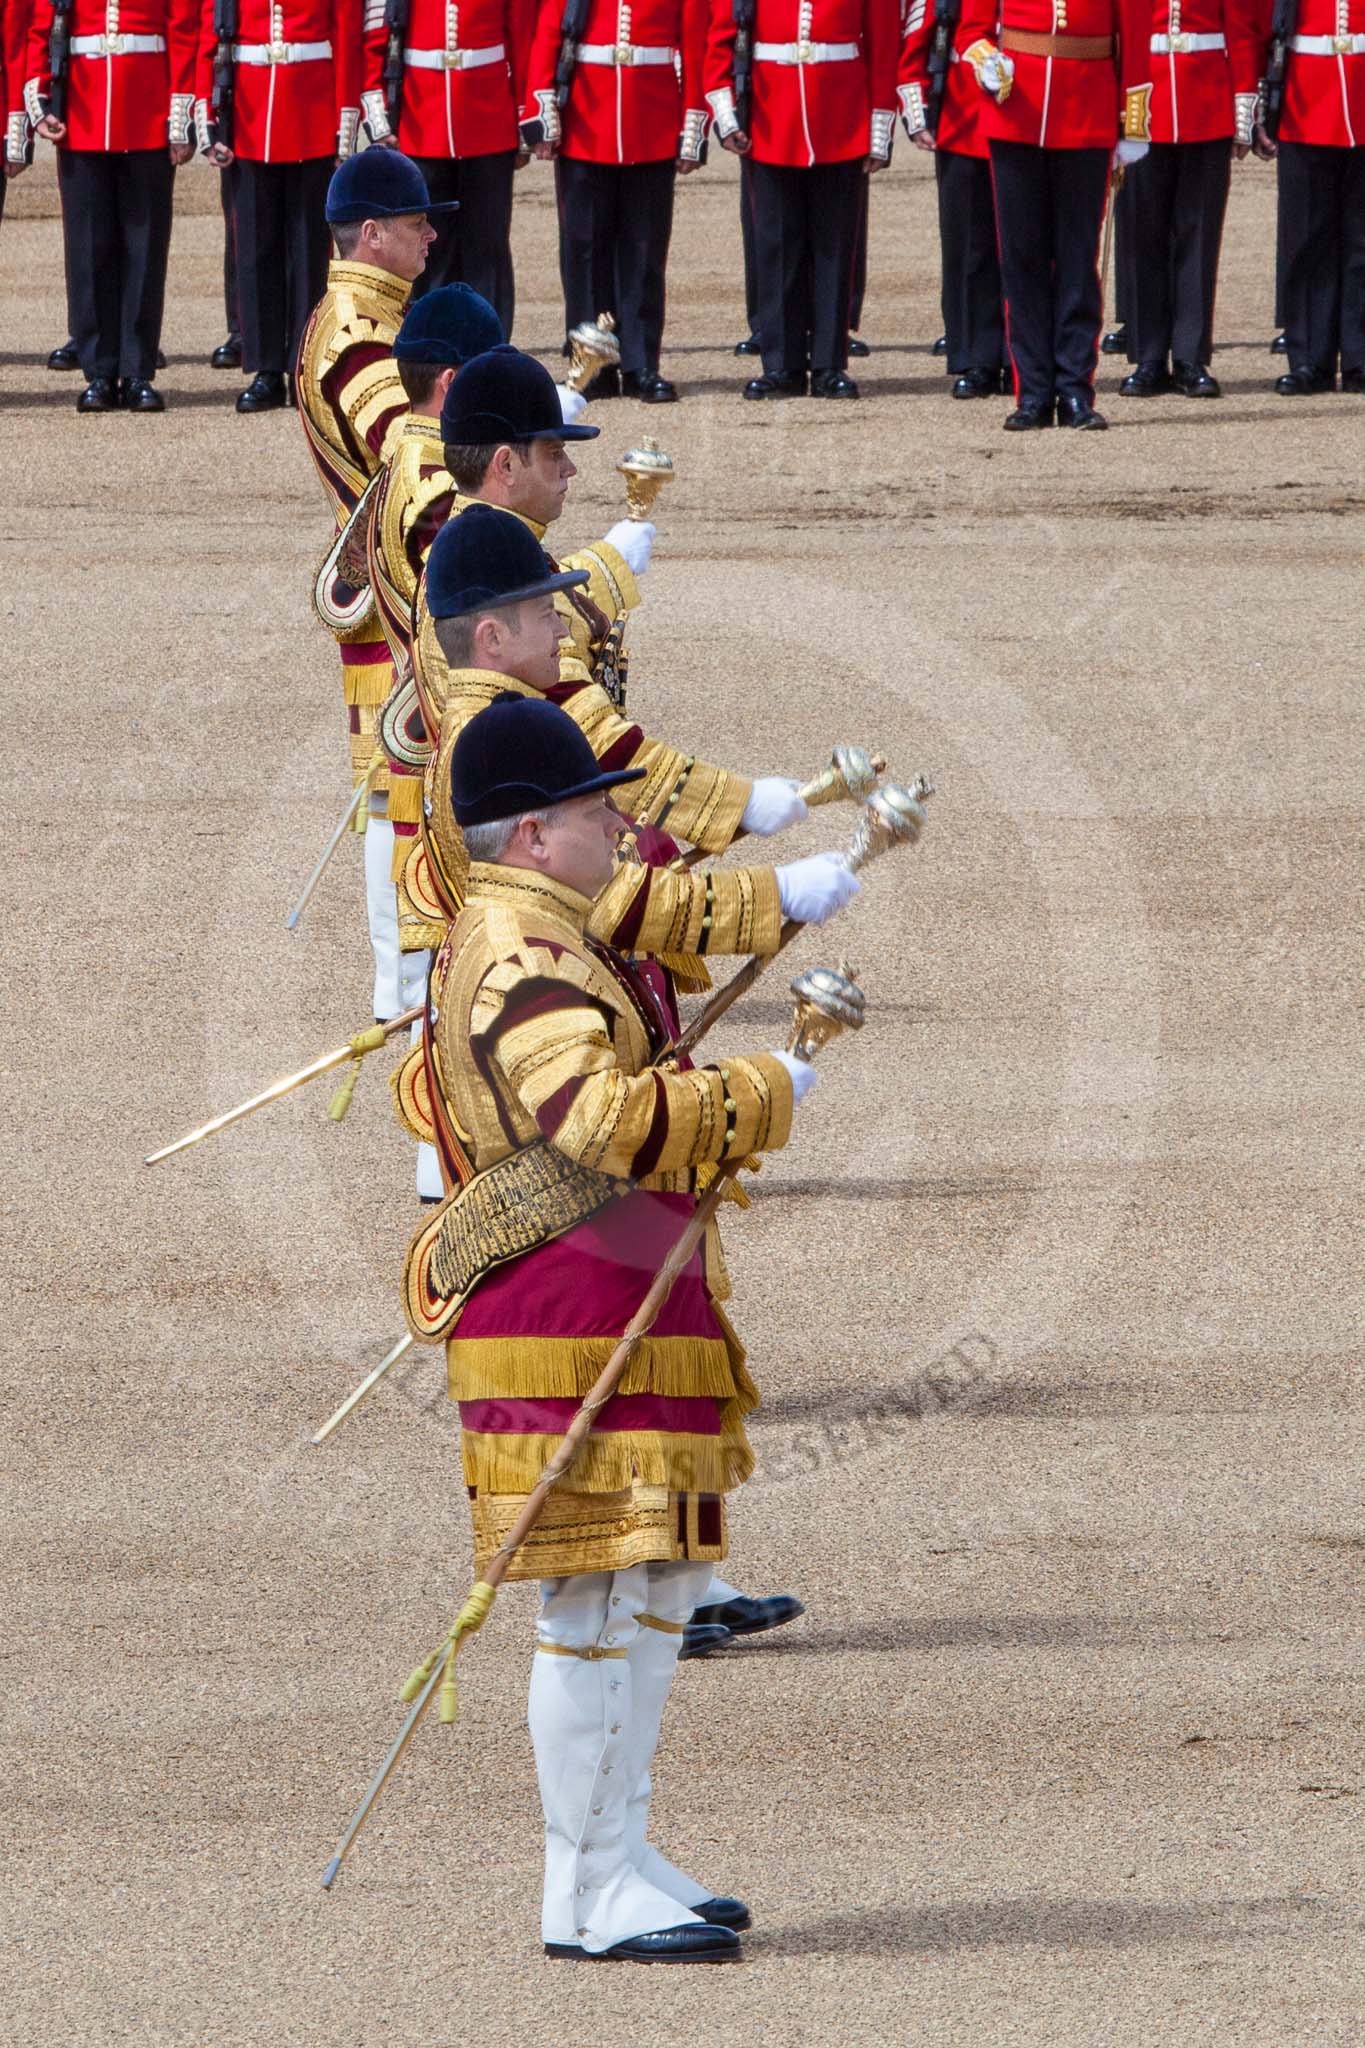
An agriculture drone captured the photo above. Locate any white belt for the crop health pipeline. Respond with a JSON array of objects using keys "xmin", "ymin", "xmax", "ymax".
[
  {"xmin": 1290, "ymin": 32, "xmax": 1365, "ymax": 53},
  {"xmin": 71, "ymin": 33, "xmax": 166, "ymax": 55},
  {"xmin": 1151, "ymin": 31, "xmax": 1226, "ymax": 52},
  {"xmin": 575, "ymin": 42, "xmax": 676, "ymax": 65},
  {"xmin": 233, "ymin": 39, "xmax": 332, "ymax": 64},
  {"xmin": 754, "ymin": 40, "xmax": 860, "ymax": 63},
  {"xmin": 404, "ymin": 42, "xmax": 506, "ymax": 70}
]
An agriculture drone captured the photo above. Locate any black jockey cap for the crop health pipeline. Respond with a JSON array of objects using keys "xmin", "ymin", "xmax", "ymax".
[
  {"xmin": 439, "ymin": 345, "xmax": 600, "ymax": 444},
  {"xmin": 424, "ymin": 502, "xmax": 589, "ymax": 620},
  {"xmin": 394, "ymin": 284, "xmax": 505, "ymax": 367},
  {"xmin": 325, "ymin": 149, "xmax": 459, "ymax": 223},
  {"xmin": 451, "ymin": 693, "xmax": 645, "ymax": 828}
]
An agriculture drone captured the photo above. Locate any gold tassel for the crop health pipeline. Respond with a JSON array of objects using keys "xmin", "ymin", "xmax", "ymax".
[
  {"xmin": 445, "ymin": 1332, "xmax": 746, "ymax": 1403},
  {"xmin": 398, "ymin": 1580, "xmax": 498, "ymax": 1724},
  {"xmin": 327, "ymin": 1024, "xmax": 389, "ymax": 1121}
]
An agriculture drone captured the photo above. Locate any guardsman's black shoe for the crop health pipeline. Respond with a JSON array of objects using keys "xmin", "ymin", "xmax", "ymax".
[
  {"xmin": 48, "ymin": 339, "xmax": 79, "ymax": 371},
  {"xmin": 211, "ymin": 332, "xmax": 243, "ymax": 369},
  {"xmin": 1270, "ymin": 331, "xmax": 1289, "ymax": 354},
  {"xmin": 848, "ymin": 334, "xmax": 870, "ymax": 357},
  {"xmin": 810, "ymin": 369, "xmax": 858, "ymax": 398},
  {"xmin": 733, "ymin": 333, "xmax": 760, "ymax": 356},
  {"xmin": 678, "ymin": 1620, "xmax": 734, "ymax": 1659},
  {"xmin": 952, "ymin": 366, "xmax": 1000, "ymax": 398},
  {"xmin": 1056, "ymin": 393, "xmax": 1108, "ymax": 428},
  {"xmin": 743, "ymin": 370, "xmax": 806, "ymax": 398},
  {"xmin": 1172, "ymin": 360, "xmax": 1220, "ymax": 397},
  {"xmin": 1274, "ymin": 368, "xmax": 1333, "ymax": 395},
  {"xmin": 1341, "ymin": 368, "xmax": 1365, "ymax": 393},
  {"xmin": 236, "ymin": 371, "xmax": 290, "ymax": 412},
  {"xmin": 695, "ymin": 1897, "xmax": 752, "ymax": 1930},
  {"xmin": 931, "ymin": 333, "xmax": 948, "ymax": 356},
  {"xmin": 546, "ymin": 1924, "xmax": 742, "ymax": 1963},
  {"xmin": 76, "ymin": 376, "xmax": 120, "ymax": 412},
  {"xmin": 621, "ymin": 370, "xmax": 677, "ymax": 403},
  {"xmin": 1003, "ymin": 399, "xmax": 1054, "ymax": 429},
  {"xmin": 1100, "ymin": 324, "xmax": 1128, "ymax": 355},
  {"xmin": 1120, "ymin": 360, "xmax": 1171, "ymax": 395},
  {"xmin": 121, "ymin": 377, "xmax": 165, "ymax": 412},
  {"xmin": 691, "ymin": 1593, "xmax": 804, "ymax": 1639}
]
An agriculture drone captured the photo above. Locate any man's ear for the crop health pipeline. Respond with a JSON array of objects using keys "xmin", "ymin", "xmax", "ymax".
[{"xmin": 436, "ymin": 365, "xmax": 458, "ymax": 404}]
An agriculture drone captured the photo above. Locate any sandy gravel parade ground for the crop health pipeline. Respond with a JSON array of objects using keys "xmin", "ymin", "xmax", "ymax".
[{"xmin": 2, "ymin": 143, "xmax": 1362, "ymax": 2046}]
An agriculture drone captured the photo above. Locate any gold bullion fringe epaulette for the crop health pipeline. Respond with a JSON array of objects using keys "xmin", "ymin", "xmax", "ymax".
[{"xmin": 431, "ymin": 1141, "xmax": 629, "ymax": 1301}]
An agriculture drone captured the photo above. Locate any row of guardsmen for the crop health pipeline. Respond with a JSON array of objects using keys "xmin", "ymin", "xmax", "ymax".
[{"xmin": 1, "ymin": 0, "xmax": 1362, "ymax": 421}]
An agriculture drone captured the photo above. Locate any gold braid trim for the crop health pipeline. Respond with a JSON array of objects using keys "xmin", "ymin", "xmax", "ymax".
[
  {"xmin": 446, "ymin": 1331, "xmax": 749, "ymax": 1403},
  {"xmin": 470, "ymin": 1482, "xmax": 727, "ymax": 1582},
  {"xmin": 636, "ymin": 1612, "xmax": 685, "ymax": 1634},
  {"xmin": 428, "ymin": 1140, "xmax": 630, "ymax": 1305},
  {"xmin": 460, "ymin": 1413, "xmax": 755, "ymax": 1498}
]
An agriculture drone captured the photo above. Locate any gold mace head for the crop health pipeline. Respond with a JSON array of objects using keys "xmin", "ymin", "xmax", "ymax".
[
  {"xmin": 787, "ymin": 961, "xmax": 867, "ymax": 1063},
  {"xmin": 797, "ymin": 744, "xmax": 889, "ymax": 810},
  {"xmin": 617, "ymin": 435, "xmax": 676, "ymax": 521},
  {"xmin": 842, "ymin": 779, "xmax": 932, "ymax": 872},
  {"xmin": 565, "ymin": 312, "xmax": 621, "ymax": 393}
]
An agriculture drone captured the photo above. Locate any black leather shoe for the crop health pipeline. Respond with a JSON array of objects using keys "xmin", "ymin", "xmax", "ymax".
[
  {"xmin": 1003, "ymin": 400, "xmax": 1054, "ymax": 430},
  {"xmin": 236, "ymin": 371, "xmax": 289, "ymax": 412},
  {"xmin": 733, "ymin": 334, "xmax": 760, "ymax": 356},
  {"xmin": 952, "ymin": 366, "xmax": 999, "ymax": 399},
  {"xmin": 691, "ymin": 1593, "xmax": 804, "ymax": 1638},
  {"xmin": 621, "ymin": 370, "xmax": 677, "ymax": 403},
  {"xmin": 211, "ymin": 332, "xmax": 242, "ymax": 369},
  {"xmin": 1341, "ymin": 368, "xmax": 1365, "ymax": 393},
  {"xmin": 48, "ymin": 339, "xmax": 80, "ymax": 371},
  {"xmin": 810, "ymin": 369, "xmax": 858, "ymax": 398},
  {"xmin": 1270, "ymin": 331, "xmax": 1289, "ymax": 354},
  {"xmin": 931, "ymin": 334, "xmax": 948, "ymax": 356},
  {"xmin": 1275, "ymin": 368, "xmax": 1333, "ymax": 395},
  {"xmin": 742, "ymin": 370, "xmax": 805, "ymax": 398},
  {"xmin": 1056, "ymin": 393, "xmax": 1108, "ymax": 428},
  {"xmin": 1120, "ymin": 360, "xmax": 1171, "ymax": 395},
  {"xmin": 1101, "ymin": 325, "xmax": 1128, "ymax": 356},
  {"xmin": 580, "ymin": 364, "xmax": 620, "ymax": 401},
  {"xmin": 76, "ymin": 376, "xmax": 120, "ymax": 412},
  {"xmin": 695, "ymin": 1896, "xmax": 752, "ymax": 1930},
  {"xmin": 679, "ymin": 1621, "xmax": 734, "ymax": 1660},
  {"xmin": 1172, "ymin": 360, "xmax": 1220, "ymax": 397},
  {"xmin": 848, "ymin": 334, "xmax": 870, "ymax": 358},
  {"xmin": 120, "ymin": 377, "xmax": 165, "ymax": 412},
  {"xmin": 156, "ymin": 348, "xmax": 166, "ymax": 370},
  {"xmin": 546, "ymin": 1924, "xmax": 741, "ymax": 1963}
]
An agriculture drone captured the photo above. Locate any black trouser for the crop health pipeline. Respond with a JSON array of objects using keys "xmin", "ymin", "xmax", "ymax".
[
  {"xmin": 1277, "ymin": 138, "xmax": 1365, "ymax": 379},
  {"xmin": 410, "ymin": 150, "xmax": 517, "ymax": 336},
  {"xmin": 57, "ymin": 147, "xmax": 175, "ymax": 381},
  {"xmin": 555, "ymin": 155, "xmax": 676, "ymax": 375},
  {"xmin": 234, "ymin": 155, "xmax": 332, "ymax": 376},
  {"xmin": 747, "ymin": 156, "xmax": 863, "ymax": 377},
  {"xmin": 850, "ymin": 168, "xmax": 869, "ymax": 331},
  {"xmin": 221, "ymin": 163, "xmax": 240, "ymax": 335},
  {"xmin": 936, "ymin": 147, "xmax": 1004, "ymax": 373},
  {"xmin": 1112, "ymin": 154, "xmax": 1136, "ymax": 328},
  {"xmin": 990, "ymin": 138, "xmax": 1110, "ymax": 406},
  {"xmin": 1124, "ymin": 137, "xmax": 1231, "ymax": 367},
  {"xmin": 740, "ymin": 154, "xmax": 758, "ymax": 337}
]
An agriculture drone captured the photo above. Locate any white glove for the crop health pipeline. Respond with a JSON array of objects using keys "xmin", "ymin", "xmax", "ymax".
[
  {"xmin": 740, "ymin": 777, "xmax": 809, "ymax": 836},
  {"xmin": 980, "ymin": 51, "xmax": 1014, "ymax": 99},
  {"xmin": 557, "ymin": 383, "xmax": 589, "ymax": 426},
  {"xmin": 603, "ymin": 518, "xmax": 655, "ymax": 577},
  {"xmin": 1116, "ymin": 138, "xmax": 1149, "ymax": 167},
  {"xmin": 774, "ymin": 852, "xmax": 861, "ymax": 926},
  {"xmin": 771, "ymin": 1048, "xmax": 818, "ymax": 1106}
]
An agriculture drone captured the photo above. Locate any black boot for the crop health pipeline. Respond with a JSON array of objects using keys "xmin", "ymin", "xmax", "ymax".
[
  {"xmin": 76, "ymin": 376, "xmax": 120, "ymax": 412},
  {"xmin": 211, "ymin": 333, "xmax": 243, "ymax": 369},
  {"xmin": 236, "ymin": 371, "xmax": 289, "ymax": 413}
]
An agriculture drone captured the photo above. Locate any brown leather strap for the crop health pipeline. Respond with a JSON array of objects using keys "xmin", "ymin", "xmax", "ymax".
[{"xmin": 1001, "ymin": 29, "xmax": 1115, "ymax": 57}]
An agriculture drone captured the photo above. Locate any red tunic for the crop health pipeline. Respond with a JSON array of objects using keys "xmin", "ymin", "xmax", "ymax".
[
  {"xmin": 957, "ymin": 0, "xmax": 1156, "ymax": 149},
  {"xmin": 193, "ymin": 0, "xmax": 360, "ymax": 160},
  {"xmin": 704, "ymin": 0, "xmax": 900, "ymax": 167},
  {"xmin": 522, "ymin": 0, "xmax": 709, "ymax": 164},
  {"xmin": 25, "ymin": 0, "xmax": 197, "ymax": 149},
  {"xmin": 1145, "ymin": 0, "xmax": 1261, "ymax": 142},
  {"xmin": 5, "ymin": 0, "xmax": 33, "ymax": 161},
  {"xmin": 1278, "ymin": 0, "xmax": 1365, "ymax": 147},
  {"xmin": 898, "ymin": 0, "xmax": 991, "ymax": 154},
  {"xmin": 360, "ymin": 0, "xmax": 531, "ymax": 154}
]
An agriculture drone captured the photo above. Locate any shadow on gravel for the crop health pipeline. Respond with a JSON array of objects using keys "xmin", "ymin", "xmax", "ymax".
[
  {"xmin": 763, "ymin": 1171, "xmax": 1038, "ymax": 1202},
  {"xmin": 760, "ymin": 1893, "xmax": 1332, "ymax": 1956},
  {"xmin": 735, "ymin": 1614, "xmax": 1241, "ymax": 1655},
  {"xmin": 0, "ymin": 385, "xmax": 243, "ymax": 410}
]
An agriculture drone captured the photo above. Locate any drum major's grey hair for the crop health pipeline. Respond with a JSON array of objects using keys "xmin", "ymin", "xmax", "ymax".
[{"xmin": 462, "ymin": 804, "xmax": 570, "ymax": 864}]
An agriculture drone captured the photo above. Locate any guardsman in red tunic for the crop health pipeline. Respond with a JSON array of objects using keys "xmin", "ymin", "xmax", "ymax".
[
  {"xmin": 358, "ymin": 0, "xmax": 533, "ymax": 331},
  {"xmin": 898, "ymin": 0, "xmax": 1007, "ymax": 395},
  {"xmin": 705, "ymin": 0, "xmax": 899, "ymax": 398},
  {"xmin": 25, "ymin": 0, "xmax": 195, "ymax": 409},
  {"xmin": 520, "ymin": 0, "xmax": 712, "ymax": 401},
  {"xmin": 1259, "ymin": 0, "xmax": 1365, "ymax": 392},
  {"xmin": 194, "ymin": 0, "xmax": 361, "ymax": 410},
  {"xmin": 4, "ymin": 0, "xmax": 32, "ymax": 213},
  {"xmin": 1116, "ymin": 0, "xmax": 1261, "ymax": 395},
  {"xmin": 958, "ymin": 0, "xmax": 1155, "ymax": 426}
]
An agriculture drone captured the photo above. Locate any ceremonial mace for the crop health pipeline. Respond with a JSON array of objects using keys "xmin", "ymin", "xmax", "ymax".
[
  {"xmin": 617, "ymin": 437, "xmax": 674, "ymax": 521},
  {"xmin": 304, "ymin": 775, "xmax": 930, "ymax": 1442},
  {"xmin": 319, "ymin": 963, "xmax": 867, "ymax": 1890},
  {"xmin": 677, "ymin": 743, "xmax": 891, "ymax": 869},
  {"xmin": 564, "ymin": 312, "xmax": 621, "ymax": 394}
]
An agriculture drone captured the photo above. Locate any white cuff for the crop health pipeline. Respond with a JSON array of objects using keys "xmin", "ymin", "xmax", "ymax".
[
  {"xmin": 361, "ymin": 88, "xmax": 392, "ymax": 141},
  {"xmin": 679, "ymin": 106, "xmax": 708, "ymax": 160},
  {"xmin": 1234, "ymin": 91, "xmax": 1259, "ymax": 146},
  {"xmin": 532, "ymin": 88, "xmax": 561, "ymax": 144},
  {"xmin": 169, "ymin": 92, "xmax": 194, "ymax": 145},
  {"xmin": 898, "ymin": 81, "xmax": 927, "ymax": 135},
  {"xmin": 706, "ymin": 85, "xmax": 740, "ymax": 139},
  {"xmin": 869, "ymin": 107, "xmax": 894, "ymax": 159},
  {"xmin": 338, "ymin": 106, "xmax": 361, "ymax": 158},
  {"xmin": 23, "ymin": 78, "xmax": 45, "ymax": 126},
  {"xmin": 195, "ymin": 95, "xmax": 212, "ymax": 151},
  {"xmin": 5, "ymin": 111, "xmax": 28, "ymax": 164}
]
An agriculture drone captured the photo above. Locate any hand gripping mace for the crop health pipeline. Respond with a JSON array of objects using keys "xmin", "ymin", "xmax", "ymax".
[
  {"xmin": 678, "ymin": 743, "xmax": 889, "ymax": 870},
  {"xmin": 319, "ymin": 962, "xmax": 868, "ymax": 1889},
  {"xmin": 305, "ymin": 775, "xmax": 931, "ymax": 1443}
]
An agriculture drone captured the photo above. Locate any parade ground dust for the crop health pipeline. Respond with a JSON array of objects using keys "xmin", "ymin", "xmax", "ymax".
[{"xmin": 2, "ymin": 146, "xmax": 1361, "ymax": 2047}]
